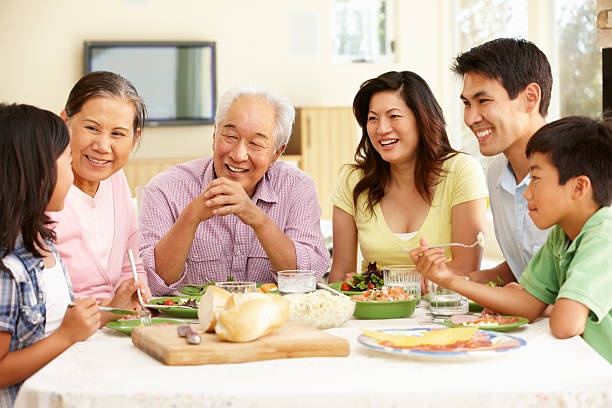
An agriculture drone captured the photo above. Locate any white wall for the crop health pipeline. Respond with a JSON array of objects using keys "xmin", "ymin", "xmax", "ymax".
[{"xmin": 0, "ymin": 0, "xmax": 450, "ymax": 160}]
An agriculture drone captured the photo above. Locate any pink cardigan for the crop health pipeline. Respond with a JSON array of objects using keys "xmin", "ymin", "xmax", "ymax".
[{"xmin": 51, "ymin": 170, "xmax": 147, "ymax": 299}]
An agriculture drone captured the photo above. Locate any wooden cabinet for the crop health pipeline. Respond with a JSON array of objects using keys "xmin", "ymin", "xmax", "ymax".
[{"xmin": 285, "ymin": 107, "xmax": 360, "ymax": 220}]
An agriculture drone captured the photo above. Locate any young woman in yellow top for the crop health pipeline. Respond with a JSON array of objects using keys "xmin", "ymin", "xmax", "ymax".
[{"xmin": 328, "ymin": 71, "xmax": 488, "ymax": 283}]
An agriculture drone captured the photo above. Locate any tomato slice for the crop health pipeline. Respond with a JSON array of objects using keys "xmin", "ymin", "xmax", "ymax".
[{"xmin": 163, "ymin": 299, "xmax": 176, "ymax": 306}]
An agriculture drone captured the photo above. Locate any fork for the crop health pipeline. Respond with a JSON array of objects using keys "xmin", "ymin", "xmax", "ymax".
[
  {"xmin": 128, "ymin": 249, "xmax": 152, "ymax": 327},
  {"xmin": 402, "ymin": 232, "xmax": 484, "ymax": 252}
]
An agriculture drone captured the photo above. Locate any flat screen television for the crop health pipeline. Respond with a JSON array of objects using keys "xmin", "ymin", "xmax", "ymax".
[{"xmin": 85, "ymin": 41, "xmax": 216, "ymax": 126}]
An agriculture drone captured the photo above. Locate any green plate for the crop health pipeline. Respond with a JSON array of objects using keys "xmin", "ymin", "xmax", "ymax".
[
  {"xmin": 148, "ymin": 296, "xmax": 200, "ymax": 318},
  {"xmin": 179, "ymin": 284, "xmax": 214, "ymax": 296},
  {"xmin": 353, "ymin": 298, "xmax": 418, "ymax": 319},
  {"xmin": 422, "ymin": 293, "xmax": 483, "ymax": 312},
  {"xmin": 327, "ymin": 281, "xmax": 365, "ymax": 296},
  {"xmin": 442, "ymin": 316, "xmax": 529, "ymax": 332},
  {"xmin": 105, "ymin": 318, "xmax": 186, "ymax": 335},
  {"xmin": 179, "ymin": 283, "xmax": 277, "ymax": 296}
]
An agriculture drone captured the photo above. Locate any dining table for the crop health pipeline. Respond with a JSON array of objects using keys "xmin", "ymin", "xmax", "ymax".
[{"xmin": 14, "ymin": 301, "xmax": 612, "ymax": 408}]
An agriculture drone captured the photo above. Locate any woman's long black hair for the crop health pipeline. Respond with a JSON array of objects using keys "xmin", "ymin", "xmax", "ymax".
[
  {"xmin": 350, "ymin": 71, "xmax": 458, "ymax": 215},
  {"xmin": 0, "ymin": 103, "xmax": 70, "ymax": 271}
]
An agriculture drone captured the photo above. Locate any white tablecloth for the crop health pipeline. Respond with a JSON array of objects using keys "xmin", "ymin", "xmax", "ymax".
[{"xmin": 14, "ymin": 304, "xmax": 612, "ymax": 408}]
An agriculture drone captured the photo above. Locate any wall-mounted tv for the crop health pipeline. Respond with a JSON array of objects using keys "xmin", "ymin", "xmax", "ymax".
[{"xmin": 85, "ymin": 41, "xmax": 216, "ymax": 126}]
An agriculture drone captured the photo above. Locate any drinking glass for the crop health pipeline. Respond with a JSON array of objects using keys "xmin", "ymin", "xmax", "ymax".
[
  {"xmin": 215, "ymin": 281, "xmax": 256, "ymax": 293},
  {"xmin": 383, "ymin": 265, "xmax": 421, "ymax": 297},
  {"xmin": 277, "ymin": 270, "xmax": 316, "ymax": 295},
  {"xmin": 429, "ymin": 280, "xmax": 468, "ymax": 321}
]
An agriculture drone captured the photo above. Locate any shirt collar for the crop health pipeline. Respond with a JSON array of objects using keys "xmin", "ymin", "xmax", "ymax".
[
  {"xmin": 556, "ymin": 206, "xmax": 611, "ymax": 256},
  {"xmin": 12, "ymin": 234, "xmax": 45, "ymax": 273},
  {"xmin": 499, "ymin": 157, "xmax": 531, "ymax": 193},
  {"xmin": 251, "ymin": 166, "xmax": 278, "ymax": 204}
]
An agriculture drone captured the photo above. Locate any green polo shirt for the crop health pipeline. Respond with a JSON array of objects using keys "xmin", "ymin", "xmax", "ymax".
[{"xmin": 519, "ymin": 206, "xmax": 612, "ymax": 364}]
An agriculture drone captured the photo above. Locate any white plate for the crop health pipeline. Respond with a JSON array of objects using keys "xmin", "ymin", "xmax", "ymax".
[{"xmin": 357, "ymin": 328, "xmax": 526, "ymax": 360}]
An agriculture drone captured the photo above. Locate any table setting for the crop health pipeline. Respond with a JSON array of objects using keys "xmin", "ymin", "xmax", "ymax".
[{"xmin": 13, "ymin": 268, "xmax": 612, "ymax": 408}]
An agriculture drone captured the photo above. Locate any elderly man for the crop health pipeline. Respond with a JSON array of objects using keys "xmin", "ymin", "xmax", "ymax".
[{"xmin": 139, "ymin": 88, "xmax": 330, "ymax": 295}]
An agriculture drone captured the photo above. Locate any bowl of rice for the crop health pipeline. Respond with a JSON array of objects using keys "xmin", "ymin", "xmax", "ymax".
[{"xmin": 284, "ymin": 290, "xmax": 355, "ymax": 329}]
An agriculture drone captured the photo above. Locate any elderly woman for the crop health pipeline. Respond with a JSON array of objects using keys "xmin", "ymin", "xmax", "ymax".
[
  {"xmin": 139, "ymin": 87, "xmax": 330, "ymax": 295},
  {"xmin": 51, "ymin": 71, "xmax": 150, "ymax": 325},
  {"xmin": 328, "ymin": 71, "xmax": 488, "ymax": 284}
]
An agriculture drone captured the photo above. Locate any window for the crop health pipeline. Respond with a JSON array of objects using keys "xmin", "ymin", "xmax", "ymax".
[
  {"xmin": 451, "ymin": 0, "xmax": 601, "ymax": 171},
  {"xmin": 332, "ymin": 0, "xmax": 395, "ymax": 63},
  {"xmin": 453, "ymin": 0, "xmax": 528, "ymax": 168},
  {"xmin": 555, "ymin": 0, "xmax": 601, "ymax": 117}
]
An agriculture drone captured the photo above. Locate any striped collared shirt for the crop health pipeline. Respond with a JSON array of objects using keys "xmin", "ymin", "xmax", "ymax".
[{"xmin": 139, "ymin": 157, "xmax": 330, "ymax": 295}]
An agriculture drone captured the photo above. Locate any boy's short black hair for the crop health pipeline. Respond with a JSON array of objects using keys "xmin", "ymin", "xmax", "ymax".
[
  {"xmin": 526, "ymin": 116, "xmax": 612, "ymax": 207},
  {"xmin": 452, "ymin": 38, "xmax": 552, "ymax": 117}
]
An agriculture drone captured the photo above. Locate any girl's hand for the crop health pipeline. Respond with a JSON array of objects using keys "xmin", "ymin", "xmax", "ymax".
[
  {"xmin": 57, "ymin": 297, "xmax": 100, "ymax": 343},
  {"xmin": 409, "ymin": 238, "xmax": 455, "ymax": 287}
]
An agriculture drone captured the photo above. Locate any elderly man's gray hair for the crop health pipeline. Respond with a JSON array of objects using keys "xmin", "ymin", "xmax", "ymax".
[{"xmin": 214, "ymin": 87, "xmax": 296, "ymax": 152}]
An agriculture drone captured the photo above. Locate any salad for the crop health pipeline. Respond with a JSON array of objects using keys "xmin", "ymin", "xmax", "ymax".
[{"xmin": 340, "ymin": 262, "xmax": 384, "ymax": 291}]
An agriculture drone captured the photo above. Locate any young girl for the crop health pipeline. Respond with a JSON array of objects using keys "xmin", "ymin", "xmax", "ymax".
[{"xmin": 0, "ymin": 104, "xmax": 100, "ymax": 406}]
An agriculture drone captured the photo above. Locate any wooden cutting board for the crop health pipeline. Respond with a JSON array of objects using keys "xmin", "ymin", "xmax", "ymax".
[{"xmin": 131, "ymin": 321, "xmax": 350, "ymax": 365}]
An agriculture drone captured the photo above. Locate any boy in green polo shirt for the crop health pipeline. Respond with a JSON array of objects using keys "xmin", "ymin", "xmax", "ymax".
[{"xmin": 410, "ymin": 116, "xmax": 612, "ymax": 363}]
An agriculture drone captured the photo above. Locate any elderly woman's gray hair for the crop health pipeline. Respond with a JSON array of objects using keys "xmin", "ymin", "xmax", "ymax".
[{"xmin": 214, "ymin": 87, "xmax": 296, "ymax": 152}]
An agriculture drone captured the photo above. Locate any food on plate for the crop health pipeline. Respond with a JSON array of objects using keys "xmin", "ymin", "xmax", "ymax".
[
  {"xmin": 198, "ymin": 286, "xmax": 232, "ymax": 332},
  {"xmin": 158, "ymin": 298, "xmax": 199, "ymax": 308},
  {"xmin": 256, "ymin": 283, "xmax": 278, "ymax": 293},
  {"xmin": 449, "ymin": 314, "xmax": 520, "ymax": 327},
  {"xmin": 285, "ymin": 290, "xmax": 355, "ymax": 329},
  {"xmin": 363, "ymin": 327, "xmax": 495, "ymax": 351},
  {"xmin": 340, "ymin": 281, "xmax": 354, "ymax": 291},
  {"xmin": 344, "ymin": 262, "xmax": 384, "ymax": 291},
  {"xmin": 486, "ymin": 276, "xmax": 506, "ymax": 287},
  {"xmin": 351, "ymin": 287, "xmax": 415, "ymax": 302},
  {"xmin": 215, "ymin": 293, "xmax": 289, "ymax": 342}
]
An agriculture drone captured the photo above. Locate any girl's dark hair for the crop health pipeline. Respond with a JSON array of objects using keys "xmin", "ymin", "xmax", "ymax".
[
  {"xmin": 350, "ymin": 71, "xmax": 458, "ymax": 215},
  {"xmin": 64, "ymin": 71, "xmax": 146, "ymax": 139},
  {"xmin": 0, "ymin": 103, "xmax": 70, "ymax": 271}
]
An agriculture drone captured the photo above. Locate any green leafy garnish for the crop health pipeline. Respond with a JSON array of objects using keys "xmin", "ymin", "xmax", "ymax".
[
  {"xmin": 350, "ymin": 262, "xmax": 384, "ymax": 290},
  {"xmin": 487, "ymin": 276, "xmax": 505, "ymax": 287},
  {"xmin": 226, "ymin": 276, "xmax": 235, "ymax": 282}
]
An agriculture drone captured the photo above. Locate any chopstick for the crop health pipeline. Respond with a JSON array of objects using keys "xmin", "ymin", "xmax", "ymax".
[
  {"xmin": 128, "ymin": 249, "xmax": 145, "ymax": 307},
  {"xmin": 128, "ymin": 249, "xmax": 151, "ymax": 326}
]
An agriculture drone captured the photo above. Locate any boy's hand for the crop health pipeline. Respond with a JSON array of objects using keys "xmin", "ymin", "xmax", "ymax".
[
  {"xmin": 57, "ymin": 297, "xmax": 100, "ymax": 343},
  {"xmin": 409, "ymin": 238, "xmax": 456, "ymax": 287}
]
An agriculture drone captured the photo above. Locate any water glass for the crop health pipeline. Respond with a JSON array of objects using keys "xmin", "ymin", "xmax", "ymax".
[
  {"xmin": 277, "ymin": 270, "xmax": 316, "ymax": 295},
  {"xmin": 215, "ymin": 281, "xmax": 256, "ymax": 293},
  {"xmin": 429, "ymin": 280, "xmax": 468, "ymax": 321},
  {"xmin": 383, "ymin": 265, "xmax": 421, "ymax": 297}
]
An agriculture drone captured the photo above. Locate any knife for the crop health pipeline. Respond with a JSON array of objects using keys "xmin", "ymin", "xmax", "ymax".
[
  {"xmin": 142, "ymin": 303, "xmax": 196, "ymax": 310},
  {"xmin": 69, "ymin": 302, "xmax": 144, "ymax": 316}
]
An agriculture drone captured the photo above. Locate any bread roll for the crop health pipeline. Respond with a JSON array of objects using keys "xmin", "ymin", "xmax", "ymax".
[
  {"xmin": 197, "ymin": 285, "xmax": 231, "ymax": 332},
  {"xmin": 215, "ymin": 293, "xmax": 289, "ymax": 342}
]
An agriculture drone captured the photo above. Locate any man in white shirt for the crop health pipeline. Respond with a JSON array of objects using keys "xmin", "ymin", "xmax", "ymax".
[{"xmin": 452, "ymin": 38, "xmax": 553, "ymax": 284}]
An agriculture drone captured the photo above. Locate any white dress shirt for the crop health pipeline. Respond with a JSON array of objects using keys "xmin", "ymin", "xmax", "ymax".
[{"xmin": 487, "ymin": 155, "xmax": 551, "ymax": 279}]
